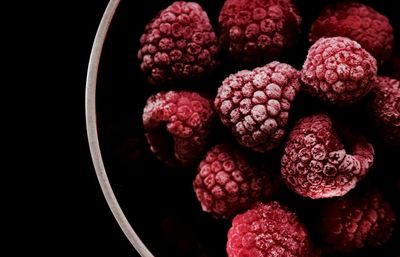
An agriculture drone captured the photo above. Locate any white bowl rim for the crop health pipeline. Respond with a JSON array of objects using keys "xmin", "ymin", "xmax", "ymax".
[{"xmin": 85, "ymin": 1, "xmax": 154, "ymax": 256}]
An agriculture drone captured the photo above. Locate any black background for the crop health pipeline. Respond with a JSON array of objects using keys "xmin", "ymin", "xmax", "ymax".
[{"xmin": 18, "ymin": 0, "xmax": 141, "ymax": 255}]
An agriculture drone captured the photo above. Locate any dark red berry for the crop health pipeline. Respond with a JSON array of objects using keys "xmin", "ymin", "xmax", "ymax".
[
  {"xmin": 369, "ymin": 76, "xmax": 400, "ymax": 146},
  {"xmin": 309, "ymin": 2, "xmax": 394, "ymax": 64},
  {"xmin": 215, "ymin": 61, "xmax": 301, "ymax": 152},
  {"xmin": 138, "ymin": 1, "xmax": 219, "ymax": 85},
  {"xmin": 193, "ymin": 144, "xmax": 276, "ymax": 219},
  {"xmin": 227, "ymin": 201, "xmax": 318, "ymax": 257},
  {"xmin": 319, "ymin": 189, "xmax": 396, "ymax": 252},
  {"xmin": 301, "ymin": 37, "xmax": 377, "ymax": 105},
  {"xmin": 281, "ymin": 113, "xmax": 374, "ymax": 199},
  {"xmin": 143, "ymin": 91, "xmax": 214, "ymax": 166},
  {"xmin": 219, "ymin": 0, "xmax": 301, "ymax": 65}
]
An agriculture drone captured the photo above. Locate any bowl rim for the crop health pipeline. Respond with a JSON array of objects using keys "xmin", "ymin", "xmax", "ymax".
[{"xmin": 85, "ymin": 1, "xmax": 154, "ymax": 256}]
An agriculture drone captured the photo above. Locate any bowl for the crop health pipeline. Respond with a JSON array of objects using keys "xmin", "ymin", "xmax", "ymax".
[
  {"xmin": 86, "ymin": 1, "xmax": 231, "ymax": 256},
  {"xmin": 86, "ymin": 0, "xmax": 400, "ymax": 256}
]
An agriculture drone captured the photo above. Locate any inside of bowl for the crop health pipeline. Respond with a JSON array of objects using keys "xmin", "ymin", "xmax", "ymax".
[{"xmin": 94, "ymin": 0, "xmax": 400, "ymax": 256}]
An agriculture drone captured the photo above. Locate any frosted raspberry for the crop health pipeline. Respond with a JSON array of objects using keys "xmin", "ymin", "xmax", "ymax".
[
  {"xmin": 138, "ymin": 1, "xmax": 219, "ymax": 86},
  {"xmin": 143, "ymin": 91, "xmax": 213, "ymax": 166},
  {"xmin": 301, "ymin": 37, "xmax": 377, "ymax": 105},
  {"xmin": 193, "ymin": 144, "xmax": 276, "ymax": 219},
  {"xmin": 369, "ymin": 76, "xmax": 400, "ymax": 145},
  {"xmin": 218, "ymin": 0, "xmax": 301, "ymax": 65},
  {"xmin": 319, "ymin": 189, "xmax": 396, "ymax": 253},
  {"xmin": 309, "ymin": 2, "xmax": 394, "ymax": 63},
  {"xmin": 227, "ymin": 201, "xmax": 318, "ymax": 257},
  {"xmin": 281, "ymin": 113, "xmax": 374, "ymax": 199},
  {"xmin": 214, "ymin": 61, "xmax": 301, "ymax": 152}
]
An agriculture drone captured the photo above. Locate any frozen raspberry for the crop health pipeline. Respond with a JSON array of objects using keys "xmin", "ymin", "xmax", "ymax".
[
  {"xmin": 218, "ymin": 0, "xmax": 301, "ymax": 65},
  {"xmin": 138, "ymin": 1, "xmax": 219, "ymax": 86},
  {"xmin": 309, "ymin": 2, "xmax": 394, "ymax": 64},
  {"xmin": 143, "ymin": 91, "xmax": 214, "ymax": 166},
  {"xmin": 281, "ymin": 113, "xmax": 374, "ymax": 199},
  {"xmin": 193, "ymin": 144, "xmax": 276, "ymax": 219},
  {"xmin": 319, "ymin": 189, "xmax": 396, "ymax": 253},
  {"xmin": 227, "ymin": 201, "xmax": 317, "ymax": 257},
  {"xmin": 301, "ymin": 37, "xmax": 377, "ymax": 105},
  {"xmin": 369, "ymin": 76, "xmax": 400, "ymax": 145},
  {"xmin": 214, "ymin": 61, "xmax": 301, "ymax": 152}
]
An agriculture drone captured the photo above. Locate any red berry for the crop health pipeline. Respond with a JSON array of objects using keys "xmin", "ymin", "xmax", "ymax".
[
  {"xmin": 227, "ymin": 201, "xmax": 318, "ymax": 257},
  {"xmin": 309, "ymin": 2, "xmax": 394, "ymax": 64},
  {"xmin": 281, "ymin": 113, "xmax": 374, "ymax": 199},
  {"xmin": 214, "ymin": 61, "xmax": 301, "ymax": 152},
  {"xmin": 218, "ymin": 0, "xmax": 301, "ymax": 65},
  {"xmin": 301, "ymin": 37, "xmax": 377, "ymax": 105},
  {"xmin": 193, "ymin": 144, "xmax": 276, "ymax": 219},
  {"xmin": 369, "ymin": 76, "xmax": 400, "ymax": 145},
  {"xmin": 319, "ymin": 189, "xmax": 396, "ymax": 252},
  {"xmin": 138, "ymin": 1, "xmax": 219, "ymax": 85},
  {"xmin": 143, "ymin": 91, "xmax": 214, "ymax": 166}
]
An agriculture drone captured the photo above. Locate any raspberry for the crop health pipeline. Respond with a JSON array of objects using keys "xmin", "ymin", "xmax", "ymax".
[
  {"xmin": 309, "ymin": 2, "xmax": 394, "ymax": 64},
  {"xmin": 193, "ymin": 144, "xmax": 276, "ymax": 219},
  {"xmin": 369, "ymin": 76, "xmax": 400, "ymax": 145},
  {"xmin": 218, "ymin": 0, "xmax": 301, "ymax": 65},
  {"xmin": 143, "ymin": 91, "xmax": 214, "ymax": 166},
  {"xmin": 214, "ymin": 61, "xmax": 301, "ymax": 152},
  {"xmin": 227, "ymin": 201, "xmax": 317, "ymax": 257},
  {"xmin": 281, "ymin": 113, "xmax": 374, "ymax": 199},
  {"xmin": 137, "ymin": 1, "xmax": 219, "ymax": 86},
  {"xmin": 319, "ymin": 189, "xmax": 396, "ymax": 253},
  {"xmin": 301, "ymin": 37, "xmax": 377, "ymax": 105}
]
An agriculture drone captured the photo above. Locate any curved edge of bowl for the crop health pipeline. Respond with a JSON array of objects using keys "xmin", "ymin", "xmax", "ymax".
[{"xmin": 85, "ymin": 1, "xmax": 154, "ymax": 256}]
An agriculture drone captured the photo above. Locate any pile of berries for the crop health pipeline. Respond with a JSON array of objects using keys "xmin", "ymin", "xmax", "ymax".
[{"xmin": 132, "ymin": 0, "xmax": 399, "ymax": 256}]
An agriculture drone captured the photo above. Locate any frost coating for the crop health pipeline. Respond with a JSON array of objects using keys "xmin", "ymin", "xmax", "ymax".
[
  {"xmin": 219, "ymin": 0, "xmax": 301, "ymax": 65},
  {"xmin": 138, "ymin": 1, "xmax": 219, "ymax": 85},
  {"xmin": 227, "ymin": 202, "xmax": 318, "ymax": 257},
  {"xmin": 301, "ymin": 37, "xmax": 377, "ymax": 105},
  {"xmin": 309, "ymin": 2, "xmax": 394, "ymax": 63},
  {"xmin": 143, "ymin": 91, "xmax": 214, "ymax": 166},
  {"xmin": 281, "ymin": 114, "xmax": 374, "ymax": 199},
  {"xmin": 215, "ymin": 61, "xmax": 301, "ymax": 152},
  {"xmin": 193, "ymin": 144, "xmax": 275, "ymax": 219}
]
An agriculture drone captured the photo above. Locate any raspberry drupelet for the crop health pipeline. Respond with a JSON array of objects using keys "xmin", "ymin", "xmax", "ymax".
[
  {"xmin": 138, "ymin": 1, "xmax": 219, "ymax": 86},
  {"xmin": 218, "ymin": 0, "xmax": 301, "ymax": 66},
  {"xmin": 319, "ymin": 189, "xmax": 396, "ymax": 253},
  {"xmin": 369, "ymin": 76, "xmax": 400, "ymax": 145},
  {"xmin": 301, "ymin": 37, "xmax": 377, "ymax": 106},
  {"xmin": 143, "ymin": 91, "xmax": 214, "ymax": 166},
  {"xmin": 227, "ymin": 201, "xmax": 318, "ymax": 257},
  {"xmin": 193, "ymin": 144, "xmax": 276, "ymax": 219},
  {"xmin": 214, "ymin": 61, "xmax": 301, "ymax": 152},
  {"xmin": 309, "ymin": 2, "xmax": 394, "ymax": 64},
  {"xmin": 281, "ymin": 113, "xmax": 374, "ymax": 199}
]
